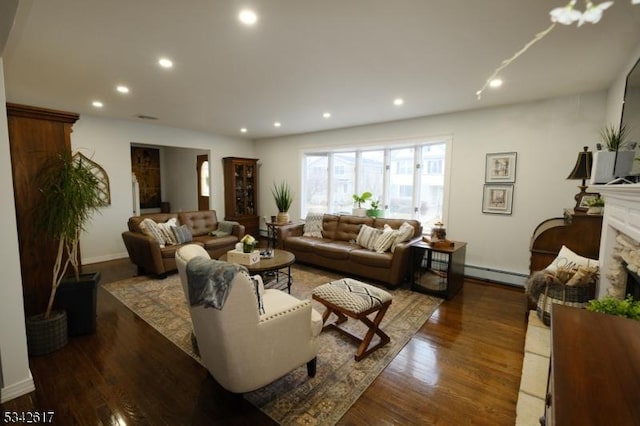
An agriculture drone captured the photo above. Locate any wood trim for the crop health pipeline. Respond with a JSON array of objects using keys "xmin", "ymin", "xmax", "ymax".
[{"xmin": 6, "ymin": 103, "xmax": 79, "ymax": 124}]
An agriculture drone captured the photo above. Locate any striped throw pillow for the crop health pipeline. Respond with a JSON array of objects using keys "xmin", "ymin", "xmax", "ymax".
[
  {"xmin": 374, "ymin": 226, "xmax": 397, "ymax": 253},
  {"xmin": 139, "ymin": 218, "xmax": 166, "ymax": 248},
  {"xmin": 356, "ymin": 225, "xmax": 383, "ymax": 251}
]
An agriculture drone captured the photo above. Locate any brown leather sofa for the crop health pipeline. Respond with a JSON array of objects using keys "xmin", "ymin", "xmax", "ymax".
[
  {"xmin": 277, "ymin": 214, "xmax": 422, "ymax": 287},
  {"xmin": 122, "ymin": 210, "xmax": 244, "ymax": 277}
]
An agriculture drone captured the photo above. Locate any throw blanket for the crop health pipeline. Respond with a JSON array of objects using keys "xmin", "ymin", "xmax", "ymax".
[
  {"xmin": 209, "ymin": 220, "xmax": 240, "ymax": 237},
  {"xmin": 186, "ymin": 257, "xmax": 245, "ymax": 309}
]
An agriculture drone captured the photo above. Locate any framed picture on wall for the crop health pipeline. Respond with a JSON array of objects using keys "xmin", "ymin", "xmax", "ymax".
[
  {"xmin": 482, "ymin": 184, "xmax": 514, "ymax": 215},
  {"xmin": 485, "ymin": 152, "xmax": 517, "ymax": 183}
]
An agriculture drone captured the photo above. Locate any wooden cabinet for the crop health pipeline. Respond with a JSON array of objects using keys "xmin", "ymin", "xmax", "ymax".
[
  {"xmin": 223, "ymin": 157, "xmax": 259, "ymax": 237},
  {"xmin": 545, "ymin": 304, "xmax": 640, "ymax": 425},
  {"xmin": 410, "ymin": 240, "xmax": 467, "ymax": 300},
  {"xmin": 7, "ymin": 103, "xmax": 79, "ymax": 316}
]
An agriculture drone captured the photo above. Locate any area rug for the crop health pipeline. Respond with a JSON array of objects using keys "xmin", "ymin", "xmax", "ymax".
[{"xmin": 103, "ymin": 264, "xmax": 441, "ymax": 425}]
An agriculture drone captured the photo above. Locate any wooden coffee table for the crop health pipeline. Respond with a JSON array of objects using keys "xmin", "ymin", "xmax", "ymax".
[{"xmin": 219, "ymin": 249, "xmax": 295, "ymax": 293}]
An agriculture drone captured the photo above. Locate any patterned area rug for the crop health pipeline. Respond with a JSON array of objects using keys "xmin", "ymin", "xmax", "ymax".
[{"xmin": 103, "ymin": 264, "xmax": 441, "ymax": 425}]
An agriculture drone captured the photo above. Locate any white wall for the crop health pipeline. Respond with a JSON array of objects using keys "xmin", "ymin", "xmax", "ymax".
[
  {"xmin": 164, "ymin": 146, "xmax": 209, "ymax": 212},
  {"xmin": 72, "ymin": 115, "xmax": 254, "ymax": 264},
  {"xmin": 0, "ymin": 57, "xmax": 34, "ymax": 402},
  {"xmin": 255, "ymin": 91, "xmax": 607, "ymax": 284}
]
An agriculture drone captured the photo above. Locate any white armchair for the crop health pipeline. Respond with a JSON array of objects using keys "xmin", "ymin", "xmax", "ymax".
[{"xmin": 175, "ymin": 244, "xmax": 322, "ymax": 393}]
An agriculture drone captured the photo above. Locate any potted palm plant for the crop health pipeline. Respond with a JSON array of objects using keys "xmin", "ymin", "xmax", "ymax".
[
  {"xmin": 26, "ymin": 151, "xmax": 105, "ymax": 355},
  {"xmin": 272, "ymin": 181, "xmax": 293, "ymax": 224}
]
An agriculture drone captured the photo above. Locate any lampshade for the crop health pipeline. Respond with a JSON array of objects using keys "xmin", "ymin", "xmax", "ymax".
[
  {"xmin": 567, "ymin": 146, "xmax": 593, "ymax": 211},
  {"xmin": 567, "ymin": 146, "xmax": 592, "ymax": 181}
]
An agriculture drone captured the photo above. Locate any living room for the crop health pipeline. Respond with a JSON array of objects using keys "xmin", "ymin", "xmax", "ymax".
[{"xmin": 2, "ymin": 1, "xmax": 640, "ymax": 424}]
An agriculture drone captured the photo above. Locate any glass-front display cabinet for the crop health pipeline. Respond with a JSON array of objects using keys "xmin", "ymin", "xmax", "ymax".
[{"xmin": 223, "ymin": 157, "xmax": 259, "ymax": 236}]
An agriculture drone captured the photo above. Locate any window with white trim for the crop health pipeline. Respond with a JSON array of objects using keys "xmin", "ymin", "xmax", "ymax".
[{"xmin": 301, "ymin": 138, "xmax": 450, "ymax": 230}]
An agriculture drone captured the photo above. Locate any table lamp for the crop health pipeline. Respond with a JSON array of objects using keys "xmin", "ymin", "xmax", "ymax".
[{"xmin": 567, "ymin": 146, "xmax": 592, "ymax": 211}]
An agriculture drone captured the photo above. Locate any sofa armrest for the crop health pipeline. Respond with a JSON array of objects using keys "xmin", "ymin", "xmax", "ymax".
[
  {"xmin": 121, "ymin": 231, "xmax": 166, "ymax": 275},
  {"xmin": 277, "ymin": 223, "xmax": 304, "ymax": 248},
  {"xmin": 231, "ymin": 223, "xmax": 246, "ymax": 240},
  {"xmin": 386, "ymin": 235, "xmax": 423, "ymax": 286}
]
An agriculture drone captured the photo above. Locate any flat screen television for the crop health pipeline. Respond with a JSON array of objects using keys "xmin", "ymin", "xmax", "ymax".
[{"xmin": 622, "ymin": 56, "xmax": 640, "ymax": 177}]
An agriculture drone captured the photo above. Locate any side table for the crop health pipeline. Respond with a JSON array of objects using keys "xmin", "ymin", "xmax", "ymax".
[{"xmin": 410, "ymin": 240, "xmax": 467, "ymax": 300}]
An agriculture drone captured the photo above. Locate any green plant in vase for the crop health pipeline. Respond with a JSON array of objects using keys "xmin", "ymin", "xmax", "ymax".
[
  {"xmin": 272, "ymin": 181, "xmax": 293, "ymax": 224},
  {"xmin": 586, "ymin": 295, "xmax": 640, "ymax": 321},
  {"xmin": 352, "ymin": 191, "xmax": 372, "ymax": 216},
  {"xmin": 366, "ymin": 199, "xmax": 383, "ymax": 217}
]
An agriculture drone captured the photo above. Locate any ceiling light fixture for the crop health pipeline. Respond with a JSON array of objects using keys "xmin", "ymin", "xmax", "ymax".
[
  {"xmin": 238, "ymin": 9, "xmax": 258, "ymax": 25},
  {"xmin": 116, "ymin": 85, "xmax": 130, "ymax": 94},
  {"xmin": 240, "ymin": 128, "xmax": 248, "ymax": 133},
  {"xmin": 393, "ymin": 98, "xmax": 404, "ymax": 106},
  {"xmin": 323, "ymin": 112, "xmax": 331, "ymax": 118},
  {"xmin": 92, "ymin": 101, "xmax": 103, "ymax": 108},
  {"xmin": 489, "ymin": 79, "xmax": 503, "ymax": 88},
  {"xmin": 274, "ymin": 122, "xmax": 281, "ymax": 127},
  {"xmin": 158, "ymin": 57, "xmax": 173, "ymax": 68},
  {"xmin": 476, "ymin": 0, "xmax": 639, "ymax": 100}
]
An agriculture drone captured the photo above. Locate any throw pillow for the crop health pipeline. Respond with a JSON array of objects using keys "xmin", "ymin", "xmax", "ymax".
[
  {"xmin": 303, "ymin": 212, "xmax": 324, "ymax": 238},
  {"xmin": 374, "ymin": 226, "xmax": 397, "ymax": 253},
  {"xmin": 157, "ymin": 218, "xmax": 178, "ymax": 245},
  {"xmin": 356, "ymin": 224, "xmax": 383, "ymax": 251},
  {"xmin": 139, "ymin": 218, "xmax": 166, "ymax": 248},
  {"xmin": 545, "ymin": 245, "xmax": 599, "ymax": 272},
  {"xmin": 172, "ymin": 224, "xmax": 193, "ymax": 244},
  {"xmin": 390, "ymin": 222, "xmax": 415, "ymax": 252}
]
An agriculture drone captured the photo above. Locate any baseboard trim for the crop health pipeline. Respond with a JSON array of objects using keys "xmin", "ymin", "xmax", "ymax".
[
  {"xmin": 1, "ymin": 372, "xmax": 35, "ymax": 403},
  {"xmin": 465, "ymin": 264, "xmax": 527, "ymax": 287},
  {"xmin": 83, "ymin": 252, "xmax": 129, "ymax": 265}
]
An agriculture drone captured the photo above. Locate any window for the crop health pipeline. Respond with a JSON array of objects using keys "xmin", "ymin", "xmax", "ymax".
[
  {"xmin": 200, "ymin": 160, "xmax": 210, "ymax": 197},
  {"xmin": 302, "ymin": 139, "xmax": 449, "ymax": 230}
]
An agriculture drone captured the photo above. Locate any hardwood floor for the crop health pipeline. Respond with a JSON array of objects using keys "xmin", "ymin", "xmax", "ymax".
[{"xmin": 3, "ymin": 258, "xmax": 526, "ymax": 425}]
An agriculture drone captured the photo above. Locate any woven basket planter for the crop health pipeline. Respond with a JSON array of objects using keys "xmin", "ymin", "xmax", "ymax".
[
  {"xmin": 26, "ymin": 310, "xmax": 68, "ymax": 356},
  {"xmin": 536, "ymin": 281, "xmax": 596, "ymax": 326}
]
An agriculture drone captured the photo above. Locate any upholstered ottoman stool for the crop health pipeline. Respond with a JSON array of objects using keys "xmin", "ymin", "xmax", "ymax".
[{"xmin": 312, "ymin": 278, "xmax": 392, "ymax": 361}]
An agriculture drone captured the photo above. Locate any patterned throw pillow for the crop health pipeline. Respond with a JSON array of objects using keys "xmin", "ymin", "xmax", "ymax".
[
  {"xmin": 390, "ymin": 222, "xmax": 415, "ymax": 252},
  {"xmin": 374, "ymin": 226, "xmax": 397, "ymax": 253},
  {"xmin": 172, "ymin": 224, "xmax": 193, "ymax": 244},
  {"xmin": 157, "ymin": 218, "xmax": 178, "ymax": 245},
  {"xmin": 303, "ymin": 212, "xmax": 324, "ymax": 238},
  {"xmin": 356, "ymin": 224, "xmax": 383, "ymax": 251},
  {"xmin": 139, "ymin": 218, "xmax": 166, "ymax": 248}
]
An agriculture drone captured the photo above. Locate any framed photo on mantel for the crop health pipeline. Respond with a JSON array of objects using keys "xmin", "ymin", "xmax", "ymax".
[{"xmin": 485, "ymin": 152, "xmax": 517, "ymax": 183}]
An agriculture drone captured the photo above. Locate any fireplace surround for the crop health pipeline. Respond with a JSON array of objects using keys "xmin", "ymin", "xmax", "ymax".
[{"xmin": 589, "ymin": 184, "xmax": 640, "ymax": 299}]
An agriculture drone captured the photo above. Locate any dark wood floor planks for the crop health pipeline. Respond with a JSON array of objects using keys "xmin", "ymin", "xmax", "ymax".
[{"xmin": 3, "ymin": 259, "xmax": 526, "ymax": 425}]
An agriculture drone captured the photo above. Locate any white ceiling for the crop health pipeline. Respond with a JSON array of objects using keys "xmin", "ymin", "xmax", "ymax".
[{"xmin": 3, "ymin": 0, "xmax": 640, "ymax": 139}]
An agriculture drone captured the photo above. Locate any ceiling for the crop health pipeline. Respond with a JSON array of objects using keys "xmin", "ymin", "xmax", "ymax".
[{"xmin": 3, "ymin": 0, "xmax": 640, "ymax": 140}]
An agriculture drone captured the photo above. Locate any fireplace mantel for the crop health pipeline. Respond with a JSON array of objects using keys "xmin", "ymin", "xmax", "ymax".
[{"xmin": 588, "ymin": 184, "xmax": 640, "ymax": 298}]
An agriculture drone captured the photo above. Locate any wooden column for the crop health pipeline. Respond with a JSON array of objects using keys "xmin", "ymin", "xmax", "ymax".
[{"xmin": 7, "ymin": 103, "xmax": 79, "ymax": 316}]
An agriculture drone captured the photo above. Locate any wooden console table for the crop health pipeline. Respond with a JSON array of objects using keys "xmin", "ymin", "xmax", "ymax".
[
  {"xmin": 544, "ymin": 304, "xmax": 640, "ymax": 425},
  {"xmin": 410, "ymin": 240, "xmax": 467, "ymax": 300}
]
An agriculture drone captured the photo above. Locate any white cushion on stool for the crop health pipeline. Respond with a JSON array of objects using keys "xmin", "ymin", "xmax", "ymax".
[{"xmin": 312, "ymin": 278, "xmax": 392, "ymax": 314}]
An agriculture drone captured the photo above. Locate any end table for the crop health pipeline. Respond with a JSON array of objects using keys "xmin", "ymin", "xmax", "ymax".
[{"xmin": 410, "ymin": 240, "xmax": 467, "ymax": 300}]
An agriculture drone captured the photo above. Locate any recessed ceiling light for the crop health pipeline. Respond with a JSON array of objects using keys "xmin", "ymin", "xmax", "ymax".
[
  {"xmin": 274, "ymin": 122, "xmax": 281, "ymax": 127},
  {"xmin": 116, "ymin": 85, "xmax": 130, "ymax": 94},
  {"xmin": 240, "ymin": 128, "xmax": 248, "ymax": 133},
  {"xmin": 393, "ymin": 98, "xmax": 404, "ymax": 106},
  {"xmin": 323, "ymin": 112, "xmax": 331, "ymax": 118},
  {"xmin": 238, "ymin": 9, "xmax": 258, "ymax": 25},
  {"xmin": 92, "ymin": 101, "xmax": 103, "ymax": 108},
  {"xmin": 489, "ymin": 78, "xmax": 503, "ymax": 88},
  {"xmin": 158, "ymin": 57, "xmax": 173, "ymax": 68}
]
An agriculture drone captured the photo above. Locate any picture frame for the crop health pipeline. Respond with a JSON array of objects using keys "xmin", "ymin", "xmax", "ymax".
[
  {"xmin": 482, "ymin": 184, "xmax": 514, "ymax": 215},
  {"xmin": 485, "ymin": 152, "xmax": 517, "ymax": 183},
  {"xmin": 579, "ymin": 193, "xmax": 600, "ymax": 209}
]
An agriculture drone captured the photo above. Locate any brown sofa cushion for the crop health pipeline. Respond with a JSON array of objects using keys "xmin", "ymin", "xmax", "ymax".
[
  {"xmin": 335, "ymin": 215, "xmax": 373, "ymax": 242},
  {"xmin": 321, "ymin": 214, "xmax": 340, "ymax": 240},
  {"xmin": 178, "ymin": 211, "xmax": 218, "ymax": 237},
  {"xmin": 350, "ymin": 248, "xmax": 393, "ymax": 268},
  {"xmin": 284, "ymin": 236, "xmax": 321, "ymax": 253},
  {"xmin": 314, "ymin": 241, "xmax": 355, "ymax": 260}
]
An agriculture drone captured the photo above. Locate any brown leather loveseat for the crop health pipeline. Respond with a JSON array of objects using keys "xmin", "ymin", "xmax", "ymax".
[
  {"xmin": 122, "ymin": 210, "xmax": 244, "ymax": 277},
  {"xmin": 277, "ymin": 214, "xmax": 422, "ymax": 287}
]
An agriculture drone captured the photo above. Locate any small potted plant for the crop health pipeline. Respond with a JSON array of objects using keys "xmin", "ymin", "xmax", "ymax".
[
  {"xmin": 366, "ymin": 199, "xmax": 383, "ymax": 217},
  {"xmin": 592, "ymin": 124, "xmax": 634, "ymax": 183},
  {"xmin": 586, "ymin": 295, "xmax": 640, "ymax": 321},
  {"xmin": 352, "ymin": 191, "xmax": 372, "ymax": 216},
  {"xmin": 585, "ymin": 195, "xmax": 605, "ymax": 215},
  {"xmin": 272, "ymin": 181, "xmax": 293, "ymax": 224}
]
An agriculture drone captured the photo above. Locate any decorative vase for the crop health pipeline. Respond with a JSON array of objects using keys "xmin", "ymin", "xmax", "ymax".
[
  {"xmin": 366, "ymin": 209, "xmax": 382, "ymax": 218},
  {"xmin": 352, "ymin": 208, "xmax": 367, "ymax": 217},
  {"xmin": 277, "ymin": 212, "xmax": 290, "ymax": 224},
  {"xmin": 26, "ymin": 310, "xmax": 68, "ymax": 356},
  {"xmin": 587, "ymin": 206, "xmax": 603, "ymax": 215},
  {"xmin": 55, "ymin": 272, "xmax": 101, "ymax": 336}
]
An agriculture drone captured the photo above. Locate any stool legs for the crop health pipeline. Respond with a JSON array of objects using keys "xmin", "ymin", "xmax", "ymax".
[{"xmin": 314, "ymin": 295, "xmax": 392, "ymax": 361}]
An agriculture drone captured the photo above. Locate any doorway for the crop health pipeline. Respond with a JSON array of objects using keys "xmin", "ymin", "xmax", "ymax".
[{"xmin": 197, "ymin": 154, "xmax": 210, "ymax": 210}]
